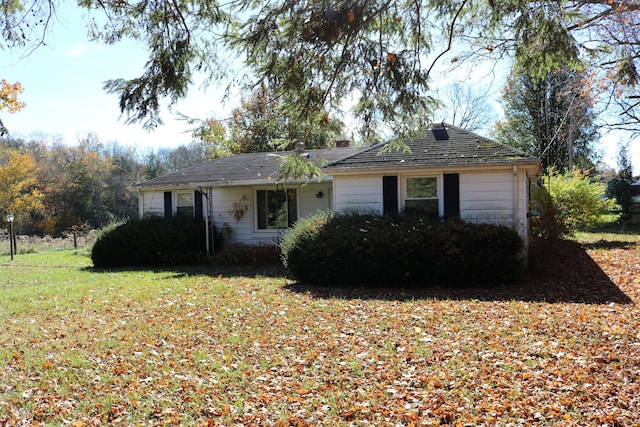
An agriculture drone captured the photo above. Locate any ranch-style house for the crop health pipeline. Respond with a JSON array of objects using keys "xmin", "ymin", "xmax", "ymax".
[{"xmin": 132, "ymin": 123, "xmax": 541, "ymax": 248}]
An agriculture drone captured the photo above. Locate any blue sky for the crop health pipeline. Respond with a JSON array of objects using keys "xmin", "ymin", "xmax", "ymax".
[
  {"xmin": 0, "ymin": 2, "xmax": 229, "ymax": 151},
  {"xmin": 1, "ymin": 3, "xmax": 638, "ymax": 172}
]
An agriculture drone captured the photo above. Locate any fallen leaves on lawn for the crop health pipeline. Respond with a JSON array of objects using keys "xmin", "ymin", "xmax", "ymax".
[{"xmin": 0, "ymin": 239, "xmax": 639, "ymax": 426}]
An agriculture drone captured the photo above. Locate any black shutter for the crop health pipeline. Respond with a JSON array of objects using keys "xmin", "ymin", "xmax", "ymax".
[
  {"xmin": 443, "ymin": 173, "xmax": 460, "ymax": 219},
  {"xmin": 257, "ymin": 190, "xmax": 267, "ymax": 229},
  {"xmin": 164, "ymin": 192, "xmax": 172, "ymax": 218},
  {"xmin": 194, "ymin": 191, "xmax": 203, "ymax": 220},
  {"xmin": 383, "ymin": 176, "xmax": 398, "ymax": 216}
]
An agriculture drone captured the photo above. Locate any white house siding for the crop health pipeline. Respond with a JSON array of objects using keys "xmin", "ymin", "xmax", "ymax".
[
  {"xmin": 333, "ymin": 175, "xmax": 384, "ymax": 214},
  {"xmin": 210, "ymin": 186, "xmax": 255, "ymax": 245},
  {"xmin": 459, "ymin": 170, "xmax": 514, "ymax": 226},
  {"xmin": 138, "ymin": 166, "xmax": 533, "ymax": 245},
  {"xmin": 332, "ymin": 168, "xmax": 531, "ymax": 242},
  {"xmin": 140, "ymin": 190, "xmax": 166, "ymax": 217},
  {"xmin": 299, "ymin": 182, "xmax": 333, "ymax": 217},
  {"xmin": 333, "ymin": 171, "xmax": 522, "ymax": 227},
  {"xmin": 459, "ymin": 168, "xmax": 530, "ymax": 240},
  {"xmin": 207, "ymin": 182, "xmax": 333, "ymax": 245}
]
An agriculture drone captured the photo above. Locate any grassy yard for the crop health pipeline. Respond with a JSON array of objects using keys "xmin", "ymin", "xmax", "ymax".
[{"xmin": 0, "ymin": 230, "xmax": 639, "ymax": 426}]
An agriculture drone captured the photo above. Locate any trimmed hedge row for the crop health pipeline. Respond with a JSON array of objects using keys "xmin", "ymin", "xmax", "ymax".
[
  {"xmin": 280, "ymin": 211, "xmax": 525, "ymax": 287},
  {"xmin": 91, "ymin": 217, "xmax": 209, "ymax": 268}
]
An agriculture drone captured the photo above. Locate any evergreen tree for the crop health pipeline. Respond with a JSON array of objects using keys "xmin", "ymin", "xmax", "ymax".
[
  {"xmin": 606, "ymin": 143, "xmax": 635, "ymax": 217},
  {"xmin": 227, "ymin": 84, "xmax": 345, "ymax": 153},
  {"xmin": 494, "ymin": 68, "xmax": 600, "ymax": 172},
  {"xmin": 3, "ymin": 1, "xmax": 640, "ymax": 138},
  {"xmin": 143, "ymin": 150, "xmax": 171, "ymax": 180}
]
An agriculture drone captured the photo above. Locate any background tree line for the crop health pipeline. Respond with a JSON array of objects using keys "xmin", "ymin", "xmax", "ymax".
[
  {"xmin": 0, "ymin": 84, "xmax": 347, "ymax": 236},
  {"xmin": 0, "ymin": 133, "xmax": 223, "ymax": 235}
]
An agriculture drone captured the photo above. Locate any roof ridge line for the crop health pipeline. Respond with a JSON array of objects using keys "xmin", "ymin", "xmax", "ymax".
[{"xmin": 324, "ymin": 144, "xmax": 379, "ymax": 167}]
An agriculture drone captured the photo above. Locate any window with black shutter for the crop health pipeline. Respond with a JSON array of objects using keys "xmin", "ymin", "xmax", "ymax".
[{"xmin": 405, "ymin": 177, "xmax": 438, "ymax": 217}]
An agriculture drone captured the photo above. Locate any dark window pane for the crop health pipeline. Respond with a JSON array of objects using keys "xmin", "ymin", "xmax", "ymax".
[
  {"xmin": 257, "ymin": 189, "xmax": 298, "ymax": 230},
  {"xmin": 176, "ymin": 192, "xmax": 194, "ymax": 218},
  {"xmin": 405, "ymin": 199, "xmax": 439, "ymax": 216},
  {"xmin": 407, "ymin": 177, "xmax": 437, "ymax": 198},
  {"xmin": 176, "ymin": 207, "xmax": 194, "ymax": 217},
  {"xmin": 266, "ymin": 190, "xmax": 286, "ymax": 228}
]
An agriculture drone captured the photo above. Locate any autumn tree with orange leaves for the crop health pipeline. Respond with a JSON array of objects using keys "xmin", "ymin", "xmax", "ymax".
[
  {"xmin": 0, "ymin": 79, "xmax": 26, "ymax": 136},
  {"xmin": 0, "ymin": 149, "xmax": 44, "ymax": 232}
]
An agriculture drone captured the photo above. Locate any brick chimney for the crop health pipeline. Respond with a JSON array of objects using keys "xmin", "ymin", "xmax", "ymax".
[{"xmin": 335, "ymin": 140, "xmax": 350, "ymax": 148}]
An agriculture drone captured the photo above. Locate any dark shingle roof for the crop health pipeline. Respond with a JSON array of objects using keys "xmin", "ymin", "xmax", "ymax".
[
  {"xmin": 133, "ymin": 125, "xmax": 539, "ymax": 189},
  {"xmin": 325, "ymin": 123, "xmax": 539, "ymax": 171},
  {"xmin": 132, "ymin": 147, "xmax": 364, "ymax": 189}
]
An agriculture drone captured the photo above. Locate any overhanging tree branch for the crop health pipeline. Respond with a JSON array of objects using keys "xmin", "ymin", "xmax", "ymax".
[{"xmin": 425, "ymin": 0, "xmax": 468, "ymax": 79}]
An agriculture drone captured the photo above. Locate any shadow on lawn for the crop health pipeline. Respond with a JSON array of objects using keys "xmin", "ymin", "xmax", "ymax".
[
  {"xmin": 87, "ymin": 264, "xmax": 286, "ymax": 279},
  {"xmin": 580, "ymin": 240, "xmax": 636, "ymax": 250},
  {"xmin": 285, "ymin": 240, "xmax": 635, "ymax": 305}
]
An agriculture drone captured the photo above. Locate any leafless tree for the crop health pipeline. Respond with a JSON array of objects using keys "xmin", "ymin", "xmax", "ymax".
[{"xmin": 433, "ymin": 82, "xmax": 496, "ymax": 133}]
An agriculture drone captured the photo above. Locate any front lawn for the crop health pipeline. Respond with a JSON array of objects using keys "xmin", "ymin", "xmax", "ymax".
[{"xmin": 0, "ymin": 233, "xmax": 638, "ymax": 426}]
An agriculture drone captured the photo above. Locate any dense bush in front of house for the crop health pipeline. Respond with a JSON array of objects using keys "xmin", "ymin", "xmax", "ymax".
[
  {"xmin": 91, "ymin": 217, "xmax": 208, "ymax": 268},
  {"xmin": 280, "ymin": 211, "xmax": 525, "ymax": 287}
]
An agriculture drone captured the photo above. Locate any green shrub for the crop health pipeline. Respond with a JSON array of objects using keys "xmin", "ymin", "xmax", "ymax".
[
  {"xmin": 280, "ymin": 211, "xmax": 525, "ymax": 287},
  {"xmin": 91, "ymin": 216, "xmax": 209, "ymax": 268},
  {"xmin": 548, "ymin": 169, "xmax": 613, "ymax": 231},
  {"xmin": 532, "ymin": 169, "xmax": 616, "ymax": 239}
]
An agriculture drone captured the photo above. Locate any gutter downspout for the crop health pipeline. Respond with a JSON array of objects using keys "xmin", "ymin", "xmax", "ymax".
[
  {"xmin": 513, "ymin": 165, "xmax": 518, "ymax": 232},
  {"xmin": 138, "ymin": 190, "xmax": 144, "ymax": 219},
  {"xmin": 199, "ymin": 187, "xmax": 211, "ymax": 256},
  {"xmin": 523, "ymin": 170, "xmax": 529, "ymax": 246},
  {"xmin": 208, "ymin": 187, "xmax": 214, "ymax": 253}
]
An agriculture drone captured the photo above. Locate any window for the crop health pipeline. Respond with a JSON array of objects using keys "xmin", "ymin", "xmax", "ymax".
[
  {"xmin": 405, "ymin": 177, "xmax": 439, "ymax": 216},
  {"xmin": 176, "ymin": 192, "xmax": 194, "ymax": 218},
  {"xmin": 256, "ymin": 189, "xmax": 298, "ymax": 229}
]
